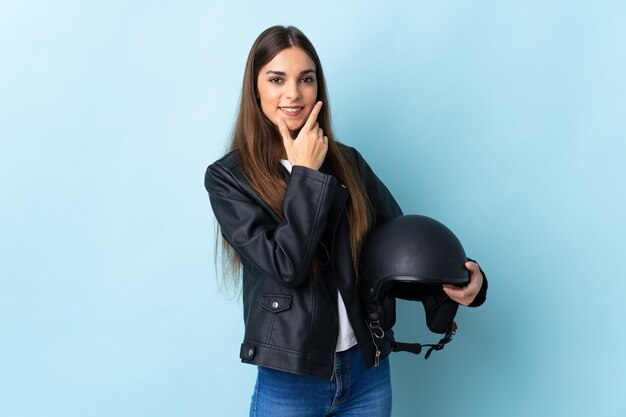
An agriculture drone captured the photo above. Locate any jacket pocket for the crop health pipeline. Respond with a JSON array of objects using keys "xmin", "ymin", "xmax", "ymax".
[{"xmin": 261, "ymin": 294, "xmax": 292, "ymax": 314}]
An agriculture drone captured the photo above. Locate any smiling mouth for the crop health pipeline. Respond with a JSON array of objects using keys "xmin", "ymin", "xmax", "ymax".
[{"xmin": 279, "ymin": 107, "xmax": 304, "ymax": 116}]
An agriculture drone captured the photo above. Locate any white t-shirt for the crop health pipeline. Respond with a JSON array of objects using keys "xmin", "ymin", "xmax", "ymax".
[{"xmin": 279, "ymin": 160, "xmax": 357, "ymax": 352}]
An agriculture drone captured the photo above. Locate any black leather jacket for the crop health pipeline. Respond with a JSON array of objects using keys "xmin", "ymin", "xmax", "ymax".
[
  {"xmin": 205, "ymin": 145, "xmax": 405, "ymax": 379},
  {"xmin": 205, "ymin": 145, "xmax": 486, "ymax": 379}
]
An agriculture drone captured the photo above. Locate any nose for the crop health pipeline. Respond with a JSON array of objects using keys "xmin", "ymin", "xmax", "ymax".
[{"xmin": 285, "ymin": 80, "xmax": 301, "ymax": 100}]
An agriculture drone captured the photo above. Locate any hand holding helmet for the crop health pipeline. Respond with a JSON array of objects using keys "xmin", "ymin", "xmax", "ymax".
[
  {"xmin": 359, "ymin": 214, "xmax": 481, "ymax": 360},
  {"xmin": 443, "ymin": 261, "xmax": 484, "ymax": 306}
]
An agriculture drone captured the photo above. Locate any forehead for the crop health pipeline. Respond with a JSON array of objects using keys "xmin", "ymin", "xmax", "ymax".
[{"xmin": 261, "ymin": 47, "xmax": 315, "ymax": 72}]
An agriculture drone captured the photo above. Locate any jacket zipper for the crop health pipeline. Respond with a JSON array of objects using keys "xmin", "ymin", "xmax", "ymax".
[
  {"xmin": 364, "ymin": 317, "xmax": 383, "ymax": 367},
  {"xmin": 330, "ymin": 275, "xmax": 339, "ymax": 381}
]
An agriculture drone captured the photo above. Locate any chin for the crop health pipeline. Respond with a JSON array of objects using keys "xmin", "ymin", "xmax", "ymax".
[{"xmin": 286, "ymin": 122, "xmax": 305, "ymax": 133}]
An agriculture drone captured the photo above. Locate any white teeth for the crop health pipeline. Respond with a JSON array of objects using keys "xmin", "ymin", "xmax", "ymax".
[{"xmin": 281, "ymin": 107, "xmax": 301, "ymax": 113}]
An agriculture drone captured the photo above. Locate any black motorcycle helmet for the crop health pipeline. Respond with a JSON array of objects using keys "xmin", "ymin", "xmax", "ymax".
[{"xmin": 359, "ymin": 215, "xmax": 470, "ymax": 359}]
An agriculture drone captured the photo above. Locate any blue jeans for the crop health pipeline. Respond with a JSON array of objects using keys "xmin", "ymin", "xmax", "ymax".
[{"xmin": 249, "ymin": 345, "xmax": 392, "ymax": 417}]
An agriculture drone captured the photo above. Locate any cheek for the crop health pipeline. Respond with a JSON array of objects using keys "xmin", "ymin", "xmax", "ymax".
[
  {"xmin": 258, "ymin": 88, "xmax": 278, "ymax": 114},
  {"xmin": 306, "ymin": 86, "xmax": 318, "ymax": 103}
]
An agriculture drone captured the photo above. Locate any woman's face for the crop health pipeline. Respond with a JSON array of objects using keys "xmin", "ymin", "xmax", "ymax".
[{"xmin": 257, "ymin": 47, "xmax": 318, "ymax": 137}]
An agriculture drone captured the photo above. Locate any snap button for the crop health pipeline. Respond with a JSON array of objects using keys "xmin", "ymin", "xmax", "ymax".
[
  {"xmin": 272, "ymin": 301, "xmax": 279, "ymax": 309},
  {"xmin": 248, "ymin": 349, "xmax": 254, "ymax": 357}
]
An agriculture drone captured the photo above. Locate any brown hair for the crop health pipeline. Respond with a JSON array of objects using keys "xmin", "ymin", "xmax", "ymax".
[{"xmin": 219, "ymin": 25, "xmax": 372, "ymax": 286}]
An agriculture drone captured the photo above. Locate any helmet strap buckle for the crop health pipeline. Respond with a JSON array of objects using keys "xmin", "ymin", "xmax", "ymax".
[{"xmin": 391, "ymin": 321, "xmax": 458, "ymax": 360}]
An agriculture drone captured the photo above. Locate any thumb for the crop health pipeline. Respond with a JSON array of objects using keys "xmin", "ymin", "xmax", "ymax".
[
  {"xmin": 277, "ymin": 118, "xmax": 292, "ymax": 142},
  {"xmin": 465, "ymin": 261, "xmax": 480, "ymax": 272}
]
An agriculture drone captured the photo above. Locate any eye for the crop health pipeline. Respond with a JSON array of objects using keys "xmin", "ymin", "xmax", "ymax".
[
  {"xmin": 269, "ymin": 77, "xmax": 283, "ymax": 84},
  {"xmin": 300, "ymin": 77, "xmax": 315, "ymax": 83}
]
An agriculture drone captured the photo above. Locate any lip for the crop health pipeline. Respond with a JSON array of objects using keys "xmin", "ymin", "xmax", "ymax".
[{"xmin": 279, "ymin": 106, "xmax": 304, "ymax": 117}]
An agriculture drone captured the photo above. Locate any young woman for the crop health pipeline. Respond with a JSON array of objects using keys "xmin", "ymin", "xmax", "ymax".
[{"xmin": 205, "ymin": 25, "xmax": 487, "ymax": 417}]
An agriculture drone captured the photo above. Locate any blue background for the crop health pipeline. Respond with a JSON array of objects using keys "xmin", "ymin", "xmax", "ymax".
[{"xmin": 1, "ymin": 1, "xmax": 625, "ymax": 416}]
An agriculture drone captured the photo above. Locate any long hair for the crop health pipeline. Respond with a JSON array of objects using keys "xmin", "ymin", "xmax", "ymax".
[{"xmin": 218, "ymin": 25, "xmax": 372, "ymax": 287}]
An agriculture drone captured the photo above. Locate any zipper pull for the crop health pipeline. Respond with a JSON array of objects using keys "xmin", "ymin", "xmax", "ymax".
[{"xmin": 375, "ymin": 349, "xmax": 381, "ymax": 367}]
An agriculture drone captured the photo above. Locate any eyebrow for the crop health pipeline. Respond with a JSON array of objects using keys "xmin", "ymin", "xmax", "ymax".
[{"xmin": 265, "ymin": 69, "xmax": 316, "ymax": 76}]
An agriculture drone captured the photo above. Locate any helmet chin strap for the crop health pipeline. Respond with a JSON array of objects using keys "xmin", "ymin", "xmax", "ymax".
[{"xmin": 390, "ymin": 321, "xmax": 458, "ymax": 359}]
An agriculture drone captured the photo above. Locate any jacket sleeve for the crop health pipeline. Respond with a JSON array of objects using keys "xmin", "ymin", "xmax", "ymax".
[
  {"xmin": 352, "ymin": 147, "xmax": 403, "ymax": 224},
  {"xmin": 205, "ymin": 161, "xmax": 337, "ymax": 288}
]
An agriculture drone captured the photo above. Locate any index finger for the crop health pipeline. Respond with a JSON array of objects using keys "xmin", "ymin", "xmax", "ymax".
[{"xmin": 302, "ymin": 101, "xmax": 323, "ymax": 131}]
